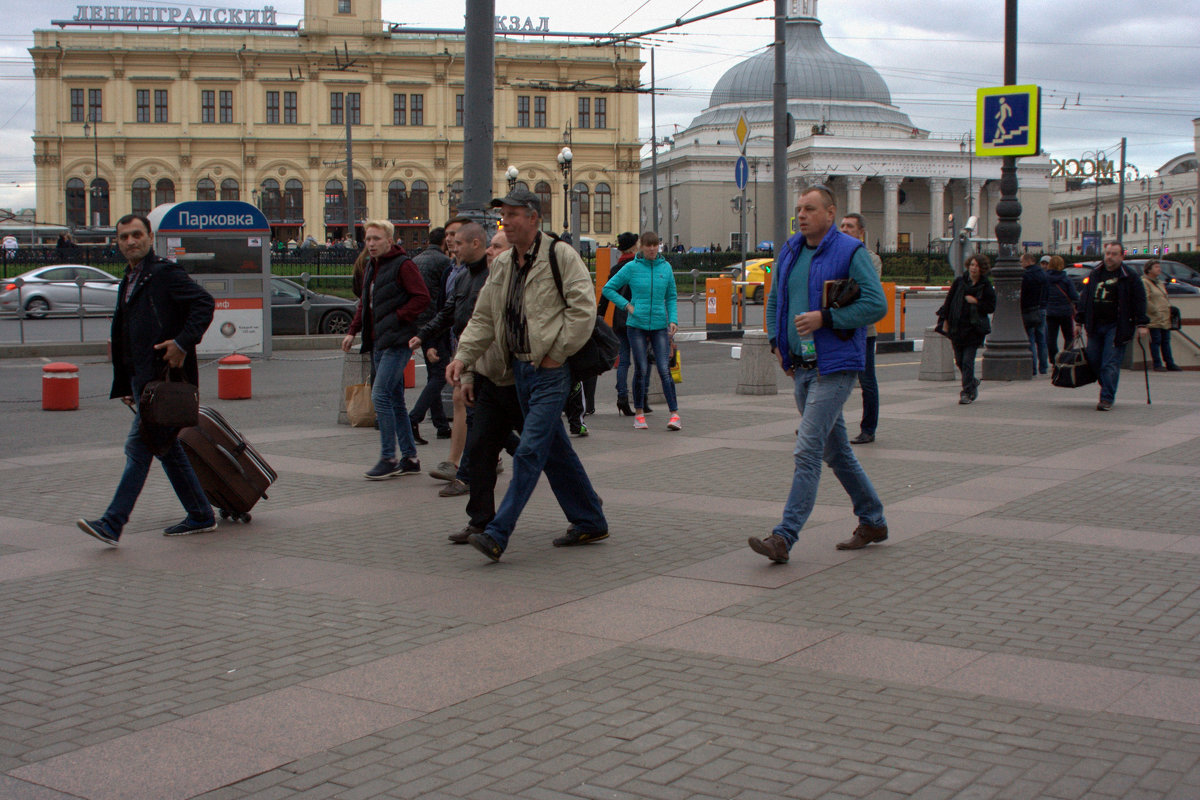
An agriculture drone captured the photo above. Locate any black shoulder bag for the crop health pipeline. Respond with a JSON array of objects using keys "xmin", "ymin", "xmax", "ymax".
[{"xmin": 545, "ymin": 236, "xmax": 621, "ymax": 381}]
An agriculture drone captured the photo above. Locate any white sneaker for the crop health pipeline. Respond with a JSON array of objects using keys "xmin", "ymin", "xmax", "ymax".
[
  {"xmin": 667, "ymin": 413, "xmax": 682, "ymax": 431},
  {"xmin": 633, "ymin": 414, "xmax": 648, "ymax": 430}
]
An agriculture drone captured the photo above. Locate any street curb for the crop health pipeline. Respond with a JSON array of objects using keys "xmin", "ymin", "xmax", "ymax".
[{"xmin": 0, "ymin": 334, "xmax": 346, "ymax": 360}]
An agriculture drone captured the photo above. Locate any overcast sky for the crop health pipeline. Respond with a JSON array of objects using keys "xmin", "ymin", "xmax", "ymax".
[{"xmin": 2, "ymin": 0, "xmax": 1197, "ymax": 212}]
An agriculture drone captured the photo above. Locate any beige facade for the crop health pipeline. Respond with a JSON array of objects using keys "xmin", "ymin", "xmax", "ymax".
[{"xmin": 31, "ymin": 0, "xmax": 641, "ymax": 249}]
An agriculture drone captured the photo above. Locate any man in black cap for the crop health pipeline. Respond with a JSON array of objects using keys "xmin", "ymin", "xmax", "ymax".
[
  {"xmin": 446, "ymin": 188, "xmax": 607, "ymax": 562},
  {"xmin": 598, "ymin": 231, "xmax": 640, "ymax": 415}
]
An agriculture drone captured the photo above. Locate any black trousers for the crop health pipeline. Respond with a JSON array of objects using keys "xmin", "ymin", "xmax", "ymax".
[{"xmin": 465, "ymin": 374, "xmax": 524, "ymax": 530}]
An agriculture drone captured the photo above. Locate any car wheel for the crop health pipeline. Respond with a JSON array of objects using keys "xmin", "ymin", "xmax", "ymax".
[
  {"xmin": 24, "ymin": 296, "xmax": 50, "ymax": 319},
  {"xmin": 321, "ymin": 309, "xmax": 353, "ymax": 335},
  {"xmin": 752, "ymin": 285, "xmax": 764, "ymax": 304}
]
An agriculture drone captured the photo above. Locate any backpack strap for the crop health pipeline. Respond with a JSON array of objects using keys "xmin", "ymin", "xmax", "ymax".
[{"xmin": 544, "ymin": 232, "xmax": 565, "ymax": 301}]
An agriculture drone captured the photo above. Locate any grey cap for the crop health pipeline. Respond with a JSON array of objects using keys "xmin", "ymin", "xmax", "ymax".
[
  {"xmin": 1039, "ymin": 255, "xmax": 1051, "ymax": 264},
  {"xmin": 490, "ymin": 187, "xmax": 541, "ymax": 215}
]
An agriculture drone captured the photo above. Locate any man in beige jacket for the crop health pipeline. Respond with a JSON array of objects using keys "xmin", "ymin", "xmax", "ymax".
[{"xmin": 446, "ymin": 188, "xmax": 607, "ymax": 561}]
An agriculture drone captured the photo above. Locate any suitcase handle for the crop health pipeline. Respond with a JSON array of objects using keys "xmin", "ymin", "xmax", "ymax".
[{"xmin": 214, "ymin": 442, "xmax": 250, "ymax": 483}]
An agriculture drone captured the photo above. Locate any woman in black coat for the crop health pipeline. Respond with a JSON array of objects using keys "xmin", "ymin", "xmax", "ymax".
[{"xmin": 936, "ymin": 253, "xmax": 997, "ymax": 405}]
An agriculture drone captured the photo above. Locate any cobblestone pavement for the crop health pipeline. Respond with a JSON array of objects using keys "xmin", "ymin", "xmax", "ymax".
[{"xmin": 3, "ymin": 346, "xmax": 1200, "ymax": 799}]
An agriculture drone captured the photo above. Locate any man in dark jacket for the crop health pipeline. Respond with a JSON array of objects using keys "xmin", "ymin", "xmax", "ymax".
[
  {"xmin": 408, "ymin": 227, "xmax": 453, "ymax": 444},
  {"xmin": 1078, "ymin": 242, "xmax": 1149, "ymax": 410},
  {"xmin": 342, "ymin": 220, "xmax": 430, "ymax": 478},
  {"xmin": 1020, "ymin": 253, "xmax": 1050, "ymax": 375},
  {"xmin": 77, "ymin": 214, "xmax": 215, "ymax": 547},
  {"xmin": 409, "ymin": 221, "xmax": 490, "ymax": 496}
]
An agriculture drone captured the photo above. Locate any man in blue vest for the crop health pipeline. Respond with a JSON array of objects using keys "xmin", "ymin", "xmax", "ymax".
[{"xmin": 748, "ymin": 186, "xmax": 890, "ymax": 561}]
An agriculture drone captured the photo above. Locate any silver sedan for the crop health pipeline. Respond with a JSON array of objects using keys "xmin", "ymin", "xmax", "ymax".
[{"xmin": 0, "ymin": 265, "xmax": 121, "ymax": 318}]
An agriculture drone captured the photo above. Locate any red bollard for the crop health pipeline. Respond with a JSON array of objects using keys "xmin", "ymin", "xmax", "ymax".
[
  {"xmin": 217, "ymin": 354, "xmax": 252, "ymax": 399},
  {"xmin": 42, "ymin": 362, "xmax": 79, "ymax": 410},
  {"xmin": 404, "ymin": 356, "xmax": 415, "ymax": 388}
]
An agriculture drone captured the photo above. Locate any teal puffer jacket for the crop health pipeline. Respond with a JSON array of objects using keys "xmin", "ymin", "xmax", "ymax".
[{"xmin": 601, "ymin": 254, "xmax": 678, "ymax": 331}]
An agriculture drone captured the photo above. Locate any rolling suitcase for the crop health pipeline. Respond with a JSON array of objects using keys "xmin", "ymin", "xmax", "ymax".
[{"xmin": 179, "ymin": 406, "xmax": 277, "ymax": 523}]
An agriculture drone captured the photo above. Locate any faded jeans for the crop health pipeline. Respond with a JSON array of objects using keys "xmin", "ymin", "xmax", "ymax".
[
  {"xmin": 372, "ymin": 345, "xmax": 416, "ymax": 462},
  {"xmin": 772, "ymin": 369, "xmax": 886, "ymax": 548}
]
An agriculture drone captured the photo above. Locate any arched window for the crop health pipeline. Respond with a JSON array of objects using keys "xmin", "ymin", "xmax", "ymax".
[
  {"xmin": 573, "ymin": 182, "xmax": 590, "ymax": 233},
  {"xmin": 410, "ymin": 180, "xmax": 429, "ymax": 221},
  {"xmin": 284, "ymin": 179, "xmax": 303, "ymax": 220},
  {"xmin": 1132, "ymin": 211, "xmax": 1138, "ymax": 233},
  {"xmin": 90, "ymin": 178, "xmax": 110, "ymax": 227},
  {"xmin": 131, "ymin": 178, "xmax": 151, "ymax": 217},
  {"xmin": 534, "ymin": 180, "xmax": 552, "ymax": 232},
  {"xmin": 324, "ymin": 179, "xmax": 345, "ymax": 223},
  {"xmin": 260, "ymin": 178, "xmax": 282, "ymax": 221},
  {"xmin": 448, "ymin": 180, "xmax": 463, "ymax": 219},
  {"xmin": 155, "ymin": 178, "xmax": 175, "ymax": 206},
  {"xmin": 352, "ymin": 179, "xmax": 366, "ymax": 220},
  {"xmin": 593, "ymin": 182, "xmax": 612, "ymax": 234},
  {"xmin": 196, "ymin": 178, "xmax": 216, "ymax": 202},
  {"xmin": 388, "ymin": 180, "xmax": 407, "ymax": 220},
  {"xmin": 66, "ymin": 178, "xmax": 86, "ymax": 227},
  {"xmin": 220, "ymin": 178, "xmax": 239, "ymax": 202},
  {"xmin": 1188, "ymin": 206, "xmax": 1194, "ymax": 229}
]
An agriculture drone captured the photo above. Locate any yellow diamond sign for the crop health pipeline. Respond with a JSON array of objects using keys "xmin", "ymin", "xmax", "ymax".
[{"xmin": 734, "ymin": 113, "xmax": 749, "ymax": 152}]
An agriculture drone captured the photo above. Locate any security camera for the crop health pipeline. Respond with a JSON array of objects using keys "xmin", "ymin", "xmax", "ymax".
[{"xmin": 963, "ymin": 215, "xmax": 978, "ymax": 235}]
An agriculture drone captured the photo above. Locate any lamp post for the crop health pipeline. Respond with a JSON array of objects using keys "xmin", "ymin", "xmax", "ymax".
[
  {"xmin": 959, "ymin": 131, "xmax": 975, "ymax": 218},
  {"xmin": 505, "ymin": 165, "xmax": 519, "ymax": 192},
  {"xmin": 82, "ymin": 112, "xmax": 101, "ymax": 227},
  {"xmin": 557, "ymin": 146, "xmax": 572, "ymax": 233}
]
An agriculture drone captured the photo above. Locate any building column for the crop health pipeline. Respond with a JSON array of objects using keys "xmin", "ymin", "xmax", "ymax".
[
  {"xmin": 881, "ymin": 176, "xmax": 902, "ymax": 252},
  {"xmin": 968, "ymin": 179, "xmax": 985, "ymax": 220},
  {"xmin": 928, "ymin": 177, "xmax": 948, "ymax": 242},
  {"xmin": 844, "ymin": 175, "xmax": 865, "ymax": 215}
]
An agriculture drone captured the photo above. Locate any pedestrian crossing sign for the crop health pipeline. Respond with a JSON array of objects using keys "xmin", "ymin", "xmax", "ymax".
[{"xmin": 976, "ymin": 85, "xmax": 1041, "ymax": 157}]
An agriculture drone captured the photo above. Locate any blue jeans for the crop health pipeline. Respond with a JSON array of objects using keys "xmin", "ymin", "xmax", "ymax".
[
  {"xmin": 1026, "ymin": 310, "xmax": 1049, "ymax": 374},
  {"xmin": 409, "ymin": 343, "xmax": 450, "ymax": 433},
  {"xmin": 1149, "ymin": 328, "xmax": 1176, "ymax": 369},
  {"xmin": 102, "ymin": 411, "xmax": 211, "ymax": 535},
  {"xmin": 372, "ymin": 346, "xmax": 416, "ymax": 462},
  {"xmin": 773, "ymin": 369, "xmax": 886, "ymax": 547},
  {"xmin": 615, "ymin": 328, "xmax": 632, "ymax": 400},
  {"xmin": 628, "ymin": 327, "xmax": 678, "ymax": 412},
  {"xmin": 858, "ymin": 336, "xmax": 878, "ymax": 435},
  {"xmin": 484, "ymin": 361, "xmax": 607, "ymax": 551},
  {"xmin": 1084, "ymin": 323, "xmax": 1126, "ymax": 404}
]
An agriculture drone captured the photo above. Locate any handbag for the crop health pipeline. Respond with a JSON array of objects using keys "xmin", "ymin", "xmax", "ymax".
[
  {"xmin": 139, "ymin": 369, "xmax": 199, "ymax": 428},
  {"xmin": 669, "ymin": 345, "xmax": 682, "ymax": 384},
  {"xmin": 1021, "ymin": 308, "xmax": 1043, "ymax": 329},
  {"xmin": 1050, "ymin": 333, "xmax": 1096, "ymax": 389},
  {"xmin": 546, "ymin": 238, "xmax": 621, "ymax": 381},
  {"xmin": 344, "ymin": 382, "xmax": 376, "ymax": 427},
  {"xmin": 822, "ymin": 278, "xmax": 861, "ymax": 341}
]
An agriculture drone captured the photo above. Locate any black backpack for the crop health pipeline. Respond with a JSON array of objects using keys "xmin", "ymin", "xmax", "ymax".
[{"xmin": 543, "ymin": 234, "xmax": 621, "ymax": 382}]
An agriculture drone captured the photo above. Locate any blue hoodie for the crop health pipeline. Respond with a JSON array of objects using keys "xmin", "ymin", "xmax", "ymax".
[{"xmin": 601, "ymin": 253, "xmax": 678, "ymax": 331}]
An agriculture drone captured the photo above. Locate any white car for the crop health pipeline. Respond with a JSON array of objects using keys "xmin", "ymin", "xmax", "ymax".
[{"xmin": 0, "ymin": 265, "xmax": 121, "ymax": 318}]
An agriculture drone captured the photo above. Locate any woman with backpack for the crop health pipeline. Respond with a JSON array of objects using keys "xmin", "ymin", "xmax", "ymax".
[
  {"xmin": 602, "ymin": 231, "xmax": 681, "ymax": 431},
  {"xmin": 936, "ymin": 253, "xmax": 997, "ymax": 405}
]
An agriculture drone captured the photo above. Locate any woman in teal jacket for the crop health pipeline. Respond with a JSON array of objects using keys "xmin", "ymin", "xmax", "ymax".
[{"xmin": 602, "ymin": 231, "xmax": 682, "ymax": 431}]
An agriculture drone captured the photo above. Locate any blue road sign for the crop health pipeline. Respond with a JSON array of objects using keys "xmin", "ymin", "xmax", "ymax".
[
  {"xmin": 976, "ymin": 85, "xmax": 1041, "ymax": 157},
  {"xmin": 735, "ymin": 156, "xmax": 749, "ymax": 190}
]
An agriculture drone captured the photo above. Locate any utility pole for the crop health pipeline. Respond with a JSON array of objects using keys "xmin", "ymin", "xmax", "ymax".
[
  {"xmin": 461, "ymin": 0, "xmax": 494, "ymax": 226},
  {"xmin": 772, "ymin": 0, "xmax": 788, "ymax": 260},
  {"xmin": 344, "ymin": 101, "xmax": 355, "ymax": 241},
  {"xmin": 650, "ymin": 47, "xmax": 658, "ymax": 233}
]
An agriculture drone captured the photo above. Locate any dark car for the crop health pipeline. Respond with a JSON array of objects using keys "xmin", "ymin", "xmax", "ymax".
[
  {"xmin": 1065, "ymin": 262, "xmax": 1199, "ymax": 296},
  {"xmin": 270, "ymin": 277, "xmax": 357, "ymax": 335}
]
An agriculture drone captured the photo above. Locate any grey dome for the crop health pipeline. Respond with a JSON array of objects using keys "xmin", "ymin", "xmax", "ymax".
[{"xmin": 694, "ymin": 16, "xmax": 915, "ymax": 132}]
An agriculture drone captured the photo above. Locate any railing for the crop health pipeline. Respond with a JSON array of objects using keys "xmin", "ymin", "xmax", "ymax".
[{"xmin": 0, "ymin": 278, "xmax": 114, "ymax": 344}]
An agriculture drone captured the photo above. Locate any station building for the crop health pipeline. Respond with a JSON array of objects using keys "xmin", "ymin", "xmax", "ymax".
[
  {"xmin": 30, "ymin": 0, "xmax": 642, "ymax": 249},
  {"xmin": 641, "ymin": 0, "xmax": 1051, "ymax": 255}
]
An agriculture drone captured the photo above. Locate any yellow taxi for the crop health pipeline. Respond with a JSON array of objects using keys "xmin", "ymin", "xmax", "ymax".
[{"xmin": 733, "ymin": 258, "xmax": 774, "ymax": 304}]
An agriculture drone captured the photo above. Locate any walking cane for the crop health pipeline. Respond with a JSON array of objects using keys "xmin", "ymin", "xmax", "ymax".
[{"xmin": 1138, "ymin": 337, "xmax": 1151, "ymax": 405}]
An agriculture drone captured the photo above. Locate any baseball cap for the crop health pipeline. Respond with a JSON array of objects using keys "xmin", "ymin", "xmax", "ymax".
[
  {"xmin": 1039, "ymin": 255, "xmax": 1051, "ymax": 264},
  {"xmin": 490, "ymin": 187, "xmax": 541, "ymax": 215}
]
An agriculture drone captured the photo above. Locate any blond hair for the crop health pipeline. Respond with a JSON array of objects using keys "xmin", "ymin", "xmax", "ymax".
[{"xmin": 363, "ymin": 219, "xmax": 394, "ymax": 239}]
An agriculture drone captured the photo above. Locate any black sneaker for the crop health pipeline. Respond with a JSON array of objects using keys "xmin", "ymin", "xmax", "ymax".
[
  {"xmin": 552, "ymin": 526, "xmax": 609, "ymax": 547},
  {"xmin": 569, "ymin": 423, "xmax": 589, "ymax": 437},
  {"xmin": 398, "ymin": 457, "xmax": 421, "ymax": 476},
  {"xmin": 364, "ymin": 458, "xmax": 403, "ymax": 480},
  {"xmin": 411, "ymin": 422, "xmax": 429, "ymax": 446},
  {"xmin": 163, "ymin": 518, "xmax": 218, "ymax": 536},
  {"xmin": 77, "ymin": 518, "xmax": 119, "ymax": 547},
  {"xmin": 436, "ymin": 428, "xmax": 453, "ymax": 439},
  {"xmin": 467, "ymin": 532, "xmax": 504, "ymax": 562}
]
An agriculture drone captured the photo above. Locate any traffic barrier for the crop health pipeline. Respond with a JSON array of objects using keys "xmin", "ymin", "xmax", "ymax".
[
  {"xmin": 405, "ymin": 356, "xmax": 415, "ymax": 388},
  {"xmin": 705, "ymin": 276, "xmax": 735, "ymax": 338},
  {"xmin": 217, "ymin": 353, "xmax": 252, "ymax": 399},
  {"xmin": 42, "ymin": 362, "xmax": 79, "ymax": 410}
]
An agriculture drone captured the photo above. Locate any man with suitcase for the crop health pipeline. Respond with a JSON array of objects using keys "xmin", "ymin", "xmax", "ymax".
[{"xmin": 77, "ymin": 214, "xmax": 216, "ymax": 546}]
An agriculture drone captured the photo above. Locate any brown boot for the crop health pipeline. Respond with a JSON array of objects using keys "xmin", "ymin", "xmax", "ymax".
[
  {"xmin": 836, "ymin": 523, "xmax": 888, "ymax": 550},
  {"xmin": 748, "ymin": 533, "xmax": 789, "ymax": 563}
]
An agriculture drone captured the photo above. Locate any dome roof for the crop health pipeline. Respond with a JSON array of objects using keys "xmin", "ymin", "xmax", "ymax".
[{"xmin": 691, "ymin": 14, "xmax": 914, "ymax": 132}]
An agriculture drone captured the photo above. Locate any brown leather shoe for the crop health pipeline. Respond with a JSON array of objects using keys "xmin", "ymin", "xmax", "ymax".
[
  {"xmin": 836, "ymin": 523, "xmax": 889, "ymax": 550},
  {"xmin": 748, "ymin": 533, "xmax": 789, "ymax": 563},
  {"xmin": 438, "ymin": 479, "xmax": 469, "ymax": 497},
  {"xmin": 448, "ymin": 525, "xmax": 483, "ymax": 544}
]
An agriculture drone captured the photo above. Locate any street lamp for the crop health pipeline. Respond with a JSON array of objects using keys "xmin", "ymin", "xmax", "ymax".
[
  {"xmin": 505, "ymin": 165, "xmax": 519, "ymax": 192},
  {"xmin": 82, "ymin": 112, "xmax": 100, "ymax": 226},
  {"xmin": 1083, "ymin": 149, "xmax": 1107, "ymax": 238},
  {"xmin": 959, "ymin": 131, "xmax": 975, "ymax": 218},
  {"xmin": 557, "ymin": 146, "xmax": 572, "ymax": 232}
]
